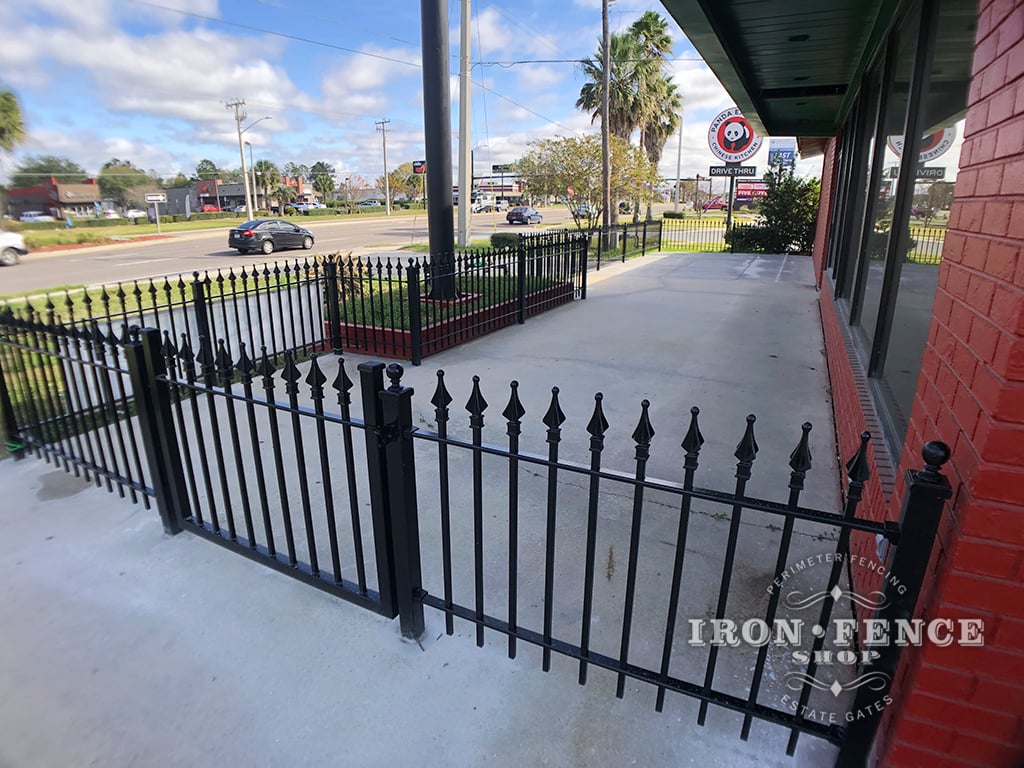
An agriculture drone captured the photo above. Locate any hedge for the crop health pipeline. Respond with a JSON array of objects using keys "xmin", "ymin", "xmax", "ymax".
[{"xmin": 490, "ymin": 232, "xmax": 519, "ymax": 249}]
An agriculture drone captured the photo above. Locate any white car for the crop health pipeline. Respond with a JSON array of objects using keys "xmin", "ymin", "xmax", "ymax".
[
  {"xmin": 357, "ymin": 199, "xmax": 381, "ymax": 207},
  {"xmin": 0, "ymin": 230, "xmax": 28, "ymax": 266},
  {"xmin": 19, "ymin": 211, "xmax": 56, "ymax": 223},
  {"xmin": 123, "ymin": 208, "xmax": 147, "ymax": 218}
]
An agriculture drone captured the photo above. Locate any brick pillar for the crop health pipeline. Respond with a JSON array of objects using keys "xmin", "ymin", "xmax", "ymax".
[
  {"xmin": 878, "ymin": 1, "xmax": 1024, "ymax": 765},
  {"xmin": 811, "ymin": 139, "xmax": 838, "ymax": 288}
]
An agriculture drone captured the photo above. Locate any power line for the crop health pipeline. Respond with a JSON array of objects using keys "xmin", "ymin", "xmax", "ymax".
[{"xmin": 122, "ymin": 0, "xmax": 423, "ymax": 69}]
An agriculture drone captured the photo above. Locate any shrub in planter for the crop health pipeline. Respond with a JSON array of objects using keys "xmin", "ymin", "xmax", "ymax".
[
  {"xmin": 723, "ymin": 224, "xmax": 773, "ymax": 253},
  {"xmin": 490, "ymin": 232, "xmax": 519, "ymax": 249},
  {"xmin": 662, "ymin": 210, "xmax": 685, "ymax": 219}
]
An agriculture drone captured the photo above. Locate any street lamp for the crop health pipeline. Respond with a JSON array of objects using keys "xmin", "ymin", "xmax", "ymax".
[
  {"xmin": 244, "ymin": 141, "xmax": 258, "ymax": 213},
  {"xmin": 239, "ymin": 115, "xmax": 272, "ymax": 220}
]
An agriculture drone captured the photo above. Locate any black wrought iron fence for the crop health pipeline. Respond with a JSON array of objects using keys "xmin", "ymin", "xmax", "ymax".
[
  {"xmin": 660, "ymin": 217, "xmax": 730, "ymax": 252},
  {"xmin": 907, "ymin": 225, "xmax": 946, "ymax": 265},
  {"xmin": 326, "ymin": 232, "xmax": 588, "ymax": 364},
  {"xmin": 582, "ymin": 220, "xmax": 663, "ymax": 269},
  {"xmin": 115, "ymin": 340, "xmax": 951, "ymax": 764},
  {"xmin": 0, "ymin": 305, "xmax": 152, "ymax": 503}
]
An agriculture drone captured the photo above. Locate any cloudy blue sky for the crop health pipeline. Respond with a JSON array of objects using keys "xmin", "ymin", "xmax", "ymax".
[{"xmin": 1, "ymin": 0, "xmax": 823, "ymax": 188}]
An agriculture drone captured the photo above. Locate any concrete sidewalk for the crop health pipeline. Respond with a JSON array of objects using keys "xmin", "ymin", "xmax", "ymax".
[{"xmin": 0, "ymin": 252, "xmax": 841, "ymax": 768}]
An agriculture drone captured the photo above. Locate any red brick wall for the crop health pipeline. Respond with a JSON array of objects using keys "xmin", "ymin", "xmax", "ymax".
[
  {"xmin": 879, "ymin": 0, "xmax": 1024, "ymax": 763},
  {"xmin": 817, "ymin": 1, "xmax": 1024, "ymax": 765}
]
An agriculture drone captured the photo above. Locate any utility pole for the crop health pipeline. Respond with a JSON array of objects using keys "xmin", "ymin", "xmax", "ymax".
[
  {"xmin": 601, "ymin": 0, "xmax": 611, "ymax": 234},
  {"xmin": 226, "ymin": 98, "xmax": 254, "ymax": 221},
  {"xmin": 456, "ymin": 0, "xmax": 472, "ymax": 247},
  {"xmin": 673, "ymin": 106, "xmax": 684, "ymax": 213},
  {"xmin": 375, "ymin": 118, "xmax": 392, "ymax": 215},
  {"xmin": 420, "ymin": 0, "xmax": 456, "ymax": 299}
]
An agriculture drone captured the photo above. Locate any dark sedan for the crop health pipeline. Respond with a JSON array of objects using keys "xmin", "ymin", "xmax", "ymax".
[
  {"xmin": 506, "ymin": 206, "xmax": 543, "ymax": 225},
  {"xmin": 228, "ymin": 219, "xmax": 315, "ymax": 255}
]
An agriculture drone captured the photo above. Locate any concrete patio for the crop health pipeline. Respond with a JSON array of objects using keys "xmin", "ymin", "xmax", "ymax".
[{"xmin": 0, "ymin": 251, "xmax": 849, "ymax": 768}]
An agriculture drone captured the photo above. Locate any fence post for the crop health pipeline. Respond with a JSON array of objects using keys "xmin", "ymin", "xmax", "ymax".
[
  {"xmin": 124, "ymin": 327, "xmax": 189, "ymax": 534},
  {"xmin": 378, "ymin": 363, "xmax": 425, "ymax": 639},
  {"xmin": 517, "ymin": 238, "xmax": 527, "ymax": 325},
  {"xmin": 358, "ymin": 361, "xmax": 398, "ymax": 619},
  {"xmin": 657, "ymin": 219, "xmax": 663, "ymax": 252},
  {"xmin": 621, "ymin": 224, "xmax": 628, "ymax": 262},
  {"xmin": 323, "ymin": 258, "xmax": 343, "ymax": 354},
  {"xmin": 836, "ymin": 441, "xmax": 953, "ymax": 768},
  {"xmin": 579, "ymin": 234, "xmax": 589, "ymax": 301},
  {"xmin": 0, "ymin": 351, "xmax": 22, "ymax": 454},
  {"xmin": 641, "ymin": 220, "xmax": 648, "ymax": 257},
  {"xmin": 191, "ymin": 272, "xmax": 212, "ymax": 349},
  {"xmin": 405, "ymin": 261, "xmax": 423, "ymax": 366}
]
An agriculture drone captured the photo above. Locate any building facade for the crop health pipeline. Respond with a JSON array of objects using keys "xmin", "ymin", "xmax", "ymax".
[
  {"xmin": 5, "ymin": 177, "xmax": 101, "ymax": 219},
  {"xmin": 663, "ymin": 0, "xmax": 1023, "ymax": 764}
]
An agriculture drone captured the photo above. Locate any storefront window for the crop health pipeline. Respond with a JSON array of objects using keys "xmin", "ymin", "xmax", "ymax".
[
  {"xmin": 853, "ymin": 7, "xmax": 921, "ymax": 351},
  {"xmin": 826, "ymin": 0, "xmax": 974, "ymax": 452}
]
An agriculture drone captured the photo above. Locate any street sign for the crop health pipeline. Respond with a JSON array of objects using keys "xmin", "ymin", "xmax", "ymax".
[
  {"xmin": 709, "ymin": 165, "xmax": 757, "ymax": 177},
  {"xmin": 767, "ymin": 138, "xmax": 797, "ymax": 169},
  {"xmin": 413, "ymin": 160, "xmax": 426, "ymax": 174},
  {"xmin": 707, "ymin": 108, "xmax": 762, "ymax": 164},
  {"xmin": 492, "ymin": 163, "xmax": 513, "ymax": 173},
  {"xmin": 145, "ymin": 192, "xmax": 167, "ymax": 203}
]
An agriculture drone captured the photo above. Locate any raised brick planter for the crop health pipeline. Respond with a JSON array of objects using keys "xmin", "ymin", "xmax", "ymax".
[{"xmin": 325, "ymin": 282, "xmax": 575, "ymax": 360}]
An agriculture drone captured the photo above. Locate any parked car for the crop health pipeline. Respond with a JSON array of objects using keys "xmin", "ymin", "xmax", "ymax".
[
  {"xmin": 357, "ymin": 199, "xmax": 381, "ymax": 207},
  {"xmin": 227, "ymin": 219, "xmax": 315, "ymax": 255},
  {"xmin": 506, "ymin": 206, "xmax": 543, "ymax": 225},
  {"xmin": 572, "ymin": 204, "xmax": 593, "ymax": 219},
  {"xmin": 123, "ymin": 208, "xmax": 147, "ymax": 219},
  {"xmin": 232, "ymin": 204, "xmax": 248, "ymax": 213},
  {"xmin": 201, "ymin": 204, "xmax": 221, "ymax": 212},
  {"xmin": 19, "ymin": 211, "xmax": 56, "ymax": 223},
  {"xmin": 0, "ymin": 230, "xmax": 28, "ymax": 266},
  {"xmin": 103, "ymin": 210, "xmax": 122, "ymax": 219}
]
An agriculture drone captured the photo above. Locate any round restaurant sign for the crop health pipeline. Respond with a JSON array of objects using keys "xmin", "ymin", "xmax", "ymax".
[
  {"xmin": 887, "ymin": 126, "xmax": 957, "ymax": 163},
  {"xmin": 708, "ymin": 108, "xmax": 762, "ymax": 164}
]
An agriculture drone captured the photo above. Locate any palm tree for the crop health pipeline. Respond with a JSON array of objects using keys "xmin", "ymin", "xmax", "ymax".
[
  {"xmin": 576, "ymin": 32, "xmax": 646, "ymax": 141},
  {"xmin": 253, "ymin": 160, "xmax": 281, "ymax": 204},
  {"xmin": 0, "ymin": 89, "xmax": 25, "ymax": 153}
]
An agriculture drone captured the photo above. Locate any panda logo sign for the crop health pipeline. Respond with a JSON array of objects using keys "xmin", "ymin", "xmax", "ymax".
[{"xmin": 708, "ymin": 108, "xmax": 762, "ymax": 164}]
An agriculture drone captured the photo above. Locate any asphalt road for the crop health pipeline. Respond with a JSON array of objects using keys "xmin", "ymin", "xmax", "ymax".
[{"xmin": 2, "ymin": 206, "xmax": 588, "ymax": 297}]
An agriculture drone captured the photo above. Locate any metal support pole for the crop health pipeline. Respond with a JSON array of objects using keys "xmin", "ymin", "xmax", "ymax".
[
  {"xmin": 457, "ymin": 0, "xmax": 472, "ymax": 247},
  {"xmin": 124, "ymin": 327, "xmax": 188, "ymax": 534},
  {"xmin": 323, "ymin": 260, "xmax": 343, "ymax": 354},
  {"xmin": 517, "ymin": 238, "xmax": 527, "ymax": 324},
  {"xmin": 420, "ymin": 0, "xmax": 457, "ymax": 298},
  {"xmin": 674, "ymin": 109, "xmax": 684, "ymax": 213},
  {"xmin": 376, "ymin": 119, "xmax": 392, "ymax": 216},
  {"xmin": 191, "ymin": 273, "xmax": 212, "ymax": 350},
  {"xmin": 406, "ymin": 261, "xmax": 423, "ymax": 365}
]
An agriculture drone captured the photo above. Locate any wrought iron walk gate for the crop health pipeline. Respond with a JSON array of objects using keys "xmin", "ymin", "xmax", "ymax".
[{"xmin": 1, "ymin": 319, "xmax": 951, "ymax": 767}]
